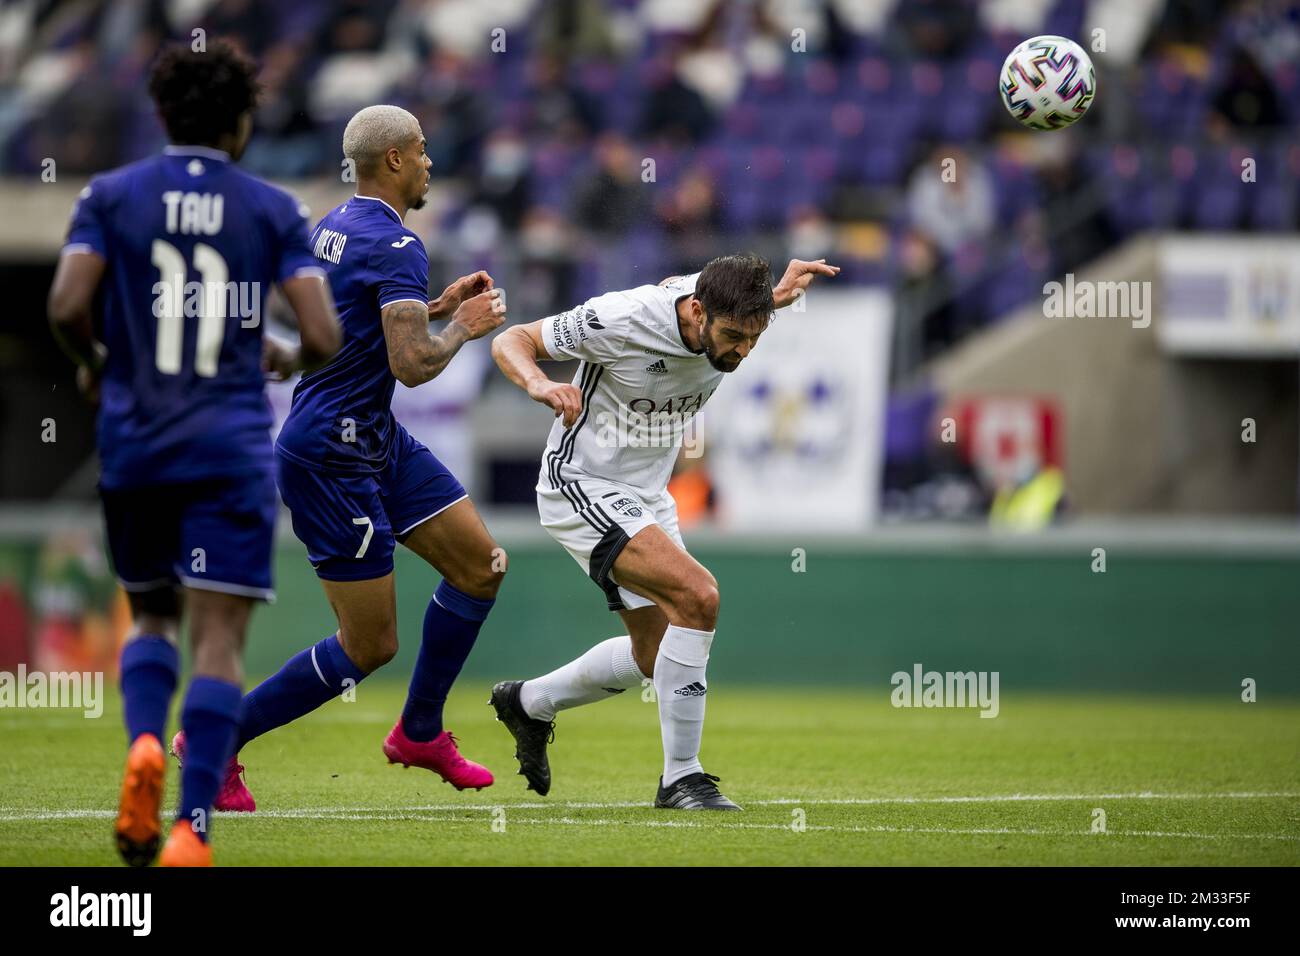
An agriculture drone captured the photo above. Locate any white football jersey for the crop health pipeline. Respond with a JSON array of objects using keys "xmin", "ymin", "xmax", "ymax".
[{"xmin": 537, "ymin": 273, "xmax": 724, "ymax": 499}]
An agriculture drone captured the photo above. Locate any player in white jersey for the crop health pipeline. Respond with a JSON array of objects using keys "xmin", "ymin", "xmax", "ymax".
[{"xmin": 489, "ymin": 253, "xmax": 838, "ymax": 809}]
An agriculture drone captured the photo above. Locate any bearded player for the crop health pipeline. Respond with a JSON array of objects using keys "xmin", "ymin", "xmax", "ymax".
[{"xmin": 490, "ymin": 254, "xmax": 837, "ymax": 809}]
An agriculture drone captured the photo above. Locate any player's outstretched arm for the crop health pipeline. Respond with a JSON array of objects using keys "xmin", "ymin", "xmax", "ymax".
[
  {"xmin": 772, "ymin": 258, "xmax": 841, "ymax": 310},
  {"xmin": 47, "ymin": 250, "xmax": 108, "ymax": 400},
  {"xmin": 491, "ymin": 320, "xmax": 583, "ymax": 427},
  {"xmin": 384, "ymin": 286, "xmax": 505, "ymax": 388},
  {"xmin": 264, "ymin": 274, "xmax": 343, "ymax": 380}
]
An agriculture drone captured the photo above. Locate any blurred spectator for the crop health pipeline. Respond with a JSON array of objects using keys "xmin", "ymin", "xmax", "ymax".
[
  {"xmin": 527, "ymin": 53, "xmax": 603, "ymax": 141},
  {"xmin": 32, "ymin": 42, "xmax": 129, "ymax": 175},
  {"xmin": 906, "ymin": 145, "xmax": 995, "ymax": 256},
  {"xmin": 892, "ymin": 229, "xmax": 954, "ymax": 378},
  {"xmin": 517, "ymin": 205, "xmax": 579, "ymax": 316},
  {"xmin": 1210, "ymin": 46, "xmax": 1285, "ymax": 129},
  {"xmin": 472, "ymin": 129, "xmax": 532, "ymax": 231},
  {"xmin": 204, "ymin": 0, "xmax": 282, "ymax": 57},
  {"xmin": 1034, "ymin": 137, "xmax": 1117, "ymax": 276},
  {"xmin": 893, "ymin": 0, "xmax": 978, "ymax": 60},
  {"xmin": 637, "ymin": 48, "xmax": 714, "ymax": 145},
  {"xmin": 417, "ymin": 0, "xmax": 534, "ymax": 60},
  {"xmin": 242, "ymin": 41, "xmax": 323, "ymax": 177},
  {"xmin": 656, "ymin": 164, "xmax": 721, "ymax": 273},
  {"xmin": 784, "ymin": 206, "xmax": 836, "ymax": 263},
  {"xmin": 978, "ymin": 0, "xmax": 1054, "ymax": 37},
  {"xmin": 1145, "ymin": 0, "xmax": 1223, "ymax": 49},
  {"xmin": 572, "ymin": 132, "xmax": 650, "ymax": 235},
  {"xmin": 396, "ymin": 48, "xmax": 493, "ymax": 178},
  {"xmin": 533, "ymin": 0, "xmax": 619, "ymax": 60}
]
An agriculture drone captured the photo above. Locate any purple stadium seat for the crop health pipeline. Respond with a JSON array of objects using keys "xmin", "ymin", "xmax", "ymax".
[
  {"xmin": 885, "ymin": 387, "xmax": 942, "ymax": 464},
  {"xmin": 724, "ymin": 101, "xmax": 762, "ymax": 141},
  {"xmin": 1192, "ymin": 185, "xmax": 1244, "ymax": 230},
  {"xmin": 858, "ymin": 143, "xmax": 907, "ymax": 186},
  {"xmin": 1246, "ymin": 182, "xmax": 1294, "ymax": 230}
]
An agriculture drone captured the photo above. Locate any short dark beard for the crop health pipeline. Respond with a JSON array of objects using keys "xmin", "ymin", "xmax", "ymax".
[
  {"xmin": 410, "ymin": 193, "xmax": 427, "ymax": 211},
  {"xmin": 701, "ymin": 325, "xmax": 741, "ymax": 372},
  {"xmin": 706, "ymin": 351, "xmax": 741, "ymax": 373}
]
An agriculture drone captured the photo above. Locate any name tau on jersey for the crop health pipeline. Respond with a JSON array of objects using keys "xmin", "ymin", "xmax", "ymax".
[{"xmin": 161, "ymin": 190, "xmax": 223, "ymax": 235}]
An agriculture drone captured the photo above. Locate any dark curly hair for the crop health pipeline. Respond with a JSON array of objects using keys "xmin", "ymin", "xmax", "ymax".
[
  {"xmin": 695, "ymin": 253, "xmax": 775, "ymax": 332},
  {"xmin": 147, "ymin": 40, "xmax": 261, "ymax": 148}
]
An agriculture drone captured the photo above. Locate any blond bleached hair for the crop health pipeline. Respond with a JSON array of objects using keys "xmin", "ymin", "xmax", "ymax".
[{"xmin": 342, "ymin": 104, "xmax": 421, "ymax": 175}]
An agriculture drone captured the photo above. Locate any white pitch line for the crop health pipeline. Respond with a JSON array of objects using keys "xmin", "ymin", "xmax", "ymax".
[
  {"xmin": 2, "ymin": 809, "xmax": 1294, "ymax": 842},
  {"xmin": 746, "ymin": 791, "xmax": 1300, "ymax": 806},
  {"xmin": 504, "ymin": 818, "xmax": 1300, "ymax": 843},
  {"xmin": 243, "ymin": 789, "xmax": 1300, "ymax": 814},
  {"xmin": 2, "ymin": 791, "xmax": 1298, "ymax": 823}
]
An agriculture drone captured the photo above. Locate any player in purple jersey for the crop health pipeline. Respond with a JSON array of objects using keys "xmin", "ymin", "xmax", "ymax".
[
  {"xmin": 47, "ymin": 42, "xmax": 341, "ymax": 866},
  {"xmin": 176, "ymin": 104, "xmax": 508, "ymax": 804}
]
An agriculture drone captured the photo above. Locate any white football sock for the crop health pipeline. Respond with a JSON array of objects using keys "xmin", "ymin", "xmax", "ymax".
[
  {"xmin": 654, "ymin": 624, "xmax": 714, "ymax": 787},
  {"xmin": 519, "ymin": 635, "xmax": 646, "ymax": 722}
]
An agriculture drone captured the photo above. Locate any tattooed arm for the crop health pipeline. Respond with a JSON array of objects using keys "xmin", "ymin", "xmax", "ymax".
[{"xmin": 383, "ymin": 287, "xmax": 505, "ymax": 388}]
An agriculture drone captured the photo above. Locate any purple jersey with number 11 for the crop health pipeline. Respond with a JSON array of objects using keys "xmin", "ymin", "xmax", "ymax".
[{"xmin": 62, "ymin": 144, "xmax": 321, "ymax": 490}]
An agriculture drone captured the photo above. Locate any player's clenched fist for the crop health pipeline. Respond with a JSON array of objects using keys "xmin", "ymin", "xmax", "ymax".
[
  {"xmin": 261, "ymin": 337, "xmax": 300, "ymax": 382},
  {"xmin": 528, "ymin": 379, "xmax": 582, "ymax": 427},
  {"xmin": 430, "ymin": 270, "xmax": 492, "ymax": 319},
  {"xmin": 452, "ymin": 287, "xmax": 506, "ymax": 340}
]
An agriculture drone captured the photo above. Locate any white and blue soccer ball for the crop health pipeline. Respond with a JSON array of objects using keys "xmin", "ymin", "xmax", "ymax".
[{"xmin": 1000, "ymin": 35, "xmax": 1096, "ymax": 130}]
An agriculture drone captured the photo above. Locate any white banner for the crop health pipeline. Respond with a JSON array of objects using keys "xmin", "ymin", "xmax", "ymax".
[
  {"xmin": 1158, "ymin": 236, "xmax": 1300, "ymax": 356},
  {"xmin": 704, "ymin": 288, "xmax": 892, "ymax": 530}
]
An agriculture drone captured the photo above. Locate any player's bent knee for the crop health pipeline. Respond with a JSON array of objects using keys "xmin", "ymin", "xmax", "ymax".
[
  {"xmin": 342, "ymin": 623, "xmax": 398, "ymax": 673},
  {"xmin": 672, "ymin": 580, "xmax": 720, "ymax": 630},
  {"xmin": 354, "ymin": 643, "xmax": 396, "ymax": 674},
  {"xmin": 369, "ymin": 628, "xmax": 399, "ymax": 670},
  {"xmin": 448, "ymin": 553, "xmax": 506, "ymax": 600}
]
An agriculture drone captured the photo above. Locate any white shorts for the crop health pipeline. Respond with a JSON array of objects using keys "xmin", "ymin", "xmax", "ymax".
[{"xmin": 537, "ymin": 475, "xmax": 684, "ymax": 611}]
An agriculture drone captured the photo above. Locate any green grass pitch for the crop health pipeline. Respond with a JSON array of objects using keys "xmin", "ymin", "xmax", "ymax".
[{"xmin": 2, "ymin": 683, "xmax": 1297, "ymax": 866}]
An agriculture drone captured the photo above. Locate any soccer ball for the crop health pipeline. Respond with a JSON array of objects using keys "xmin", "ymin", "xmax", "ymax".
[{"xmin": 999, "ymin": 35, "xmax": 1096, "ymax": 130}]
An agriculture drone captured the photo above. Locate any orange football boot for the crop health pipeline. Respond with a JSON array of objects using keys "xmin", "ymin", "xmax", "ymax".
[
  {"xmin": 159, "ymin": 820, "xmax": 212, "ymax": 867},
  {"xmin": 114, "ymin": 733, "xmax": 165, "ymax": 867}
]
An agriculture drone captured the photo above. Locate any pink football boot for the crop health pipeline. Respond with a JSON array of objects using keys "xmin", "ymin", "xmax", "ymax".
[
  {"xmin": 169, "ymin": 730, "xmax": 256, "ymax": 812},
  {"xmin": 382, "ymin": 721, "xmax": 494, "ymax": 791}
]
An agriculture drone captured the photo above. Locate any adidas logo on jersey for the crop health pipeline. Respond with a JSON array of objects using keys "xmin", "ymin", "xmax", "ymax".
[
  {"xmin": 674, "ymin": 682, "xmax": 707, "ymax": 697},
  {"xmin": 645, "ymin": 359, "xmax": 668, "ymax": 374}
]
